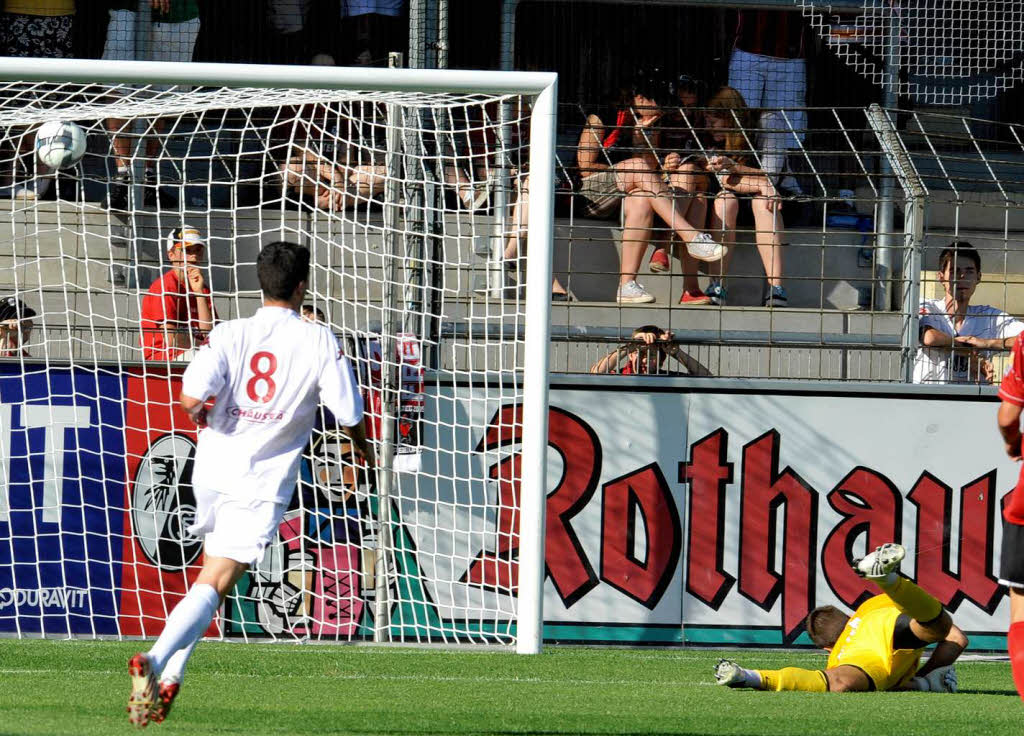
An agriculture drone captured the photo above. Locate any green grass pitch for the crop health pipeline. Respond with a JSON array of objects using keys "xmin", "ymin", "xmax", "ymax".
[{"xmin": 0, "ymin": 640, "xmax": 1018, "ymax": 735}]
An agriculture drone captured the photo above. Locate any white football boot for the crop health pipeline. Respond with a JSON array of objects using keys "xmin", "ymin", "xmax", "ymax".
[
  {"xmin": 714, "ymin": 658, "xmax": 748, "ymax": 687},
  {"xmin": 852, "ymin": 542, "xmax": 906, "ymax": 580}
]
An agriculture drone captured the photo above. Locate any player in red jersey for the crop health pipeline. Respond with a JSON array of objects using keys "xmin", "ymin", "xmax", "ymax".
[
  {"xmin": 126, "ymin": 241, "xmax": 374, "ymax": 727},
  {"xmin": 996, "ymin": 332, "xmax": 1024, "ymax": 699},
  {"xmin": 139, "ymin": 226, "xmax": 215, "ymax": 361}
]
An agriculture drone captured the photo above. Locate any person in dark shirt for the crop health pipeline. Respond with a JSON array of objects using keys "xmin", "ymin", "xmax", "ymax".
[{"xmin": 575, "ymin": 76, "xmax": 724, "ymax": 305}]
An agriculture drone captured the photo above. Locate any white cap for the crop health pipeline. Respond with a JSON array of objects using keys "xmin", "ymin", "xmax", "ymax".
[{"xmin": 166, "ymin": 225, "xmax": 204, "ymax": 251}]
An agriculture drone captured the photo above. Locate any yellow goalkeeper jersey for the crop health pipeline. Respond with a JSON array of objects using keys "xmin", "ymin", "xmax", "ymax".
[{"xmin": 826, "ymin": 594, "xmax": 924, "ymax": 691}]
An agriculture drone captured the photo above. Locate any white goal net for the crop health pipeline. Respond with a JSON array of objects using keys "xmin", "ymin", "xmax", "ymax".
[{"xmin": 0, "ymin": 59, "xmax": 555, "ymax": 652}]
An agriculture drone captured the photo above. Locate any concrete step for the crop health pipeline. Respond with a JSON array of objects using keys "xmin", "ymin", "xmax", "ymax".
[{"xmin": 2, "ymin": 200, "xmax": 1016, "ymax": 339}]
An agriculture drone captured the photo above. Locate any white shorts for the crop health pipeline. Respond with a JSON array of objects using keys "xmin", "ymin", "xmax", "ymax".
[
  {"xmin": 187, "ymin": 486, "xmax": 288, "ymax": 566},
  {"xmin": 102, "ymin": 9, "xmax": 200, "ymax": 92},
  {"xmin": 728, "ymin": 47, "xmax": 806, "ymax": 146}
]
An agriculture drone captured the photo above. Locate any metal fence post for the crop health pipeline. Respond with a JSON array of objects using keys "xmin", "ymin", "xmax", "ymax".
[{"xmin": 866, "ymin": 104, "xmax": 928, "ymax": 383}]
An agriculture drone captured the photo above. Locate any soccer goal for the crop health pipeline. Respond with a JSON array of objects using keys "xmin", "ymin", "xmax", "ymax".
[{"xmin": 0, "ymin": 57, "xmax": 556, "ymax": 654}]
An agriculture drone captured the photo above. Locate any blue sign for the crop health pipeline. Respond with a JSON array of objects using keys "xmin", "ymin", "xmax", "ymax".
[{"xmin": 0, "ymin": 365, "xmax": 127, "ymax": 635}]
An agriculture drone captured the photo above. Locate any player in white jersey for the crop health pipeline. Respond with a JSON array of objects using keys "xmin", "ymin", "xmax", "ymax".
[
  {"xmin": 914, "ymin": 241, "xmax": 1024, "ymax": 384},
  {"xmin": 126, "ymin": 241, "xmax": 374, "ymax": 728}
]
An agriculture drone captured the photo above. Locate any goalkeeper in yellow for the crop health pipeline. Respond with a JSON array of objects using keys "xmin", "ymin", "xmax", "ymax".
[{"xmin": 715, "ymin": 543, "xmax": 968, "ymax": 693}]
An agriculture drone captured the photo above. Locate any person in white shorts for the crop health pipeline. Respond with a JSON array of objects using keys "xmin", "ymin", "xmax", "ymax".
[
  {"xmin": 102, "ymin": 0, "xmax": 201, "ymax": 210},
  {"xmin": 914, "ymin": 241, "xmax": 1024, "ymax": 384},
  {"xmin": 727, "ymin": 9, "xmax": 807, "ymax": 150},
  {"xmin": 126, "ymin": 240, "xmax": 375, "ymax": 728}
]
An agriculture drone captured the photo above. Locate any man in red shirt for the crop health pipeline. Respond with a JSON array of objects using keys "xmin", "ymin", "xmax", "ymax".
[
  {"xmin": 140, "ymin": 226, "xmax": 215, "ymax": 361},
  {"xmin": 996, "ymin": 333, "xmax": 1024, "ymax": 699}
]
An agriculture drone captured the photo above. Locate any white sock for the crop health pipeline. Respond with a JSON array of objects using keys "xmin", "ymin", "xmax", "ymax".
[
  {"xmin": 158, "ymin": 640, "xmax": 197, "ymax": 685},
  {"xmin": 147, "ymin": 583, "xmax": 220, "ymax": 677},
  {"xmin": 740, "ymin": 667, "xmax": 763, "ymax": 689}
]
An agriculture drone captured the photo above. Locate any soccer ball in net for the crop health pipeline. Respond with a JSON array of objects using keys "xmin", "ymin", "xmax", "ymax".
[{"xmin": 35, "ymin": 120, "xmax": 86, "ymax": 170}]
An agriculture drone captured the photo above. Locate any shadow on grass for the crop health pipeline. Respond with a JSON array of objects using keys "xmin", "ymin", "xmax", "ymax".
[{"xmin": 956, "ymin": 688, "xmax": 1019, "ymax": 696}]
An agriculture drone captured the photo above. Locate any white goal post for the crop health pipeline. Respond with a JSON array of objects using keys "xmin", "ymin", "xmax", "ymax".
[{"xmin": 0, "ymin": 57, "xmax": 556, "ymax": 654}]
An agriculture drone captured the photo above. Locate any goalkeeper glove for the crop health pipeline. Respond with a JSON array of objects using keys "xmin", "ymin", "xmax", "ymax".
[{"xmin": 910, "ymin": 665, "xmax": 958, "ymax": 693}]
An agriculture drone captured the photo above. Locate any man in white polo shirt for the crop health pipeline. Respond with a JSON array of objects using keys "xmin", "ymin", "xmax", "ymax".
[
  {"xmin": 915, "ymin": 241, "xmax": 1024, "ymax": 384},
  {"xmin": 126, "ymin": 241, "xmax": 374, "ymax": 727}
]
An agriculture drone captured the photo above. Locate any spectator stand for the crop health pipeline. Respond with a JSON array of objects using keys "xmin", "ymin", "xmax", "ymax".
[{"xmin": 3, "ymin": 0, "xmax": 1024, "ymax": 386}]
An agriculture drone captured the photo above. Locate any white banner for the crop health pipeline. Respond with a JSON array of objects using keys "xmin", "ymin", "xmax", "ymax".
[{"xmin": 408, "ymin": 383, "xmax": 1014, "ymax": 647}]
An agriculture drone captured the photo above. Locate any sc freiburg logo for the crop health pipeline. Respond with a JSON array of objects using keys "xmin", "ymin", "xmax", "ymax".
[{"xmin": 131, "ymin": 433, "xmax": 202, "ymax": 571}]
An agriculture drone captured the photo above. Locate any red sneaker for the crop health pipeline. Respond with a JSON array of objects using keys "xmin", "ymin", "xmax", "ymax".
[
  {"xmin": 678, "ymin": 290, "xmax": 712, "ymax": 306},
  {"xmin": 649, "ymin": 247, "xmax": 671, "ymax": 273},
  {"xmin": 126, "ymin": 653, "xmax": 158, "ymax": 729},
  {"xmin": 152, "ymin": 681, "xmax": 180, "ymax": 724}
]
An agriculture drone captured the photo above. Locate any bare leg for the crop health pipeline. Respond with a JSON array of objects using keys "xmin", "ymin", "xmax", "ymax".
[
  {"xmin": 501, "ymin": 174, "xmax": 566, "ymax": 293},
  {"xmin": 619, "ymin": 193, "xmax": 655, "ymax": 286},
  {"xmin": 576, "ymin": 115, "xmax": 609, "ymax": 179},
  {"xmin": 751, "ymin": 196, "xmax": 785, "ymax": 287},
  {"xmin": 144, "ymin": 118, "xmax": 167, "ymax": 165},
  {"xmin": 614, "ymin": 158, "xmax": 707, "ymax": 244},
  {"xmin": 708, "ymin": 191, "xmax": 739, "ymax": 281},
  {"xmin": 106, "ymin": 117, "xmax": 132, "ymax": 170},
  {"xmin": 676, "ymin": 245, "xmax": 703, "ymax": 295}
]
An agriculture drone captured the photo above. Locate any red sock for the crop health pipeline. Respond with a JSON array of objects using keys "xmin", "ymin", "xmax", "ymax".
[{"xmin": 1008, "ymin": 621, "xmax": 1024, "ymax": 701}]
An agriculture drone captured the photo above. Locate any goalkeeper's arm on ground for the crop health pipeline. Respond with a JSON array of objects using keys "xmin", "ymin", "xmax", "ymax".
[{"xmin": 913, "ymin": 623, "xmax": 969, "ymax": 679}]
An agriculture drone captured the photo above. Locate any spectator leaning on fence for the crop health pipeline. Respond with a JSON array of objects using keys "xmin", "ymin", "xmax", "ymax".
[
  {"xmin": 274, "ymin": 100, "xmax": 387, "ymax": 211},
  {"xmin": 590, "ymin": 325, "xmax": 711, "ymax": 376},
  {"xmin": 0, "ymin": 296, "xmax": 37, "ymax": 358},
  {"xmin": 0, "ymin": 0, "xmax": 75, "ymax": 200},
  {"xmin": 140, "ymin": 226, "xmax": 215, "ymax": 362},
  {"xmin": 102, "ymin": 0, "xmax": 201, "ymax": 211},
  {"xmin": 914, "ymin": 241, "xmax": 1024, "ymax": 385},
  {"xmin": 575, "ymin": 75, "xmax": 724, "ymax": 305},
  {"xmin": 701, "ymin": 85, "xmax": 789, "ymax": 308}
]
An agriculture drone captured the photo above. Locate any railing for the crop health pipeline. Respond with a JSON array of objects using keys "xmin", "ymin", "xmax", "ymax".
[{"xmin": 2, "ymin": 100, "xmax": 1023, "ymax": 385}]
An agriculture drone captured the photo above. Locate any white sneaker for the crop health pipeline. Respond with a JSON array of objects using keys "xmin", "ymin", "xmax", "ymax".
[
  {"xmin": 616, "ymin": 279, "xmax": 655, "ymax": 304},
  {"xmin": 686, "ymin": 232, "xmax": 725, "ymax": 262},
  {"xmin": 714, "ymin": 659, "xmax": 747, "ymax": 687},
  {"xmin": 11, "ymin": 176, "xmax": 52, "ymax": 201},
  {"xmin": 912, "ymin": 665, "xmax": 958, "ymax": 693},
  {"xmin": 853, "ymin": 542, "xmax": 905, "ymax": 579}
]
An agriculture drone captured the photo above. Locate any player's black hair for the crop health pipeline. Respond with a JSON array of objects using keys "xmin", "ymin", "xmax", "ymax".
[
  {"xmin": 257, "ymin": 241, "xmax": 310, "ymax": 301},
  {"xmin": 938, "ymin": 241, "xmax": 981, "ymax": 274},
  {"xmin": 806, "ymin": 605, "xmax": 850, "ymax": 649}
]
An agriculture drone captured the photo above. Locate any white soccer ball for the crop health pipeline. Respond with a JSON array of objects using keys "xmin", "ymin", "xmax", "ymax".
[{"xmin": 35, "ymin": 121, "xmax": 86, "ymax": 170}]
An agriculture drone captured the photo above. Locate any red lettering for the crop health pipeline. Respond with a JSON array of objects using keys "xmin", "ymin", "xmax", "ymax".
[
  {"xmin": 909, "ymin": 471, "xmax": 1001, "ymax": 613},
  {"xmin": 738, "ymin": 430, "xmax": 818, "ymax": 642},
  {"xmin": 822, "ymin": 467, "xmax": 902, "ymax": 608},
  {"xmin": 246, "ymin": 351, "xmax": 277, "ymax": 403},
  {"xmin": 600, "ymin": 464, "xmax": 681, "ymax": 609},
  {"xmin": 463, "ymin": 405, "xmax": 600, "ymax": 607},
  {"xmin": 462, "ymin": 453, "xmax": 520, "ymax": 592},
  {"xmin": 680, "ymin": 429, "xmax": 734, "ymax": 609}
]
